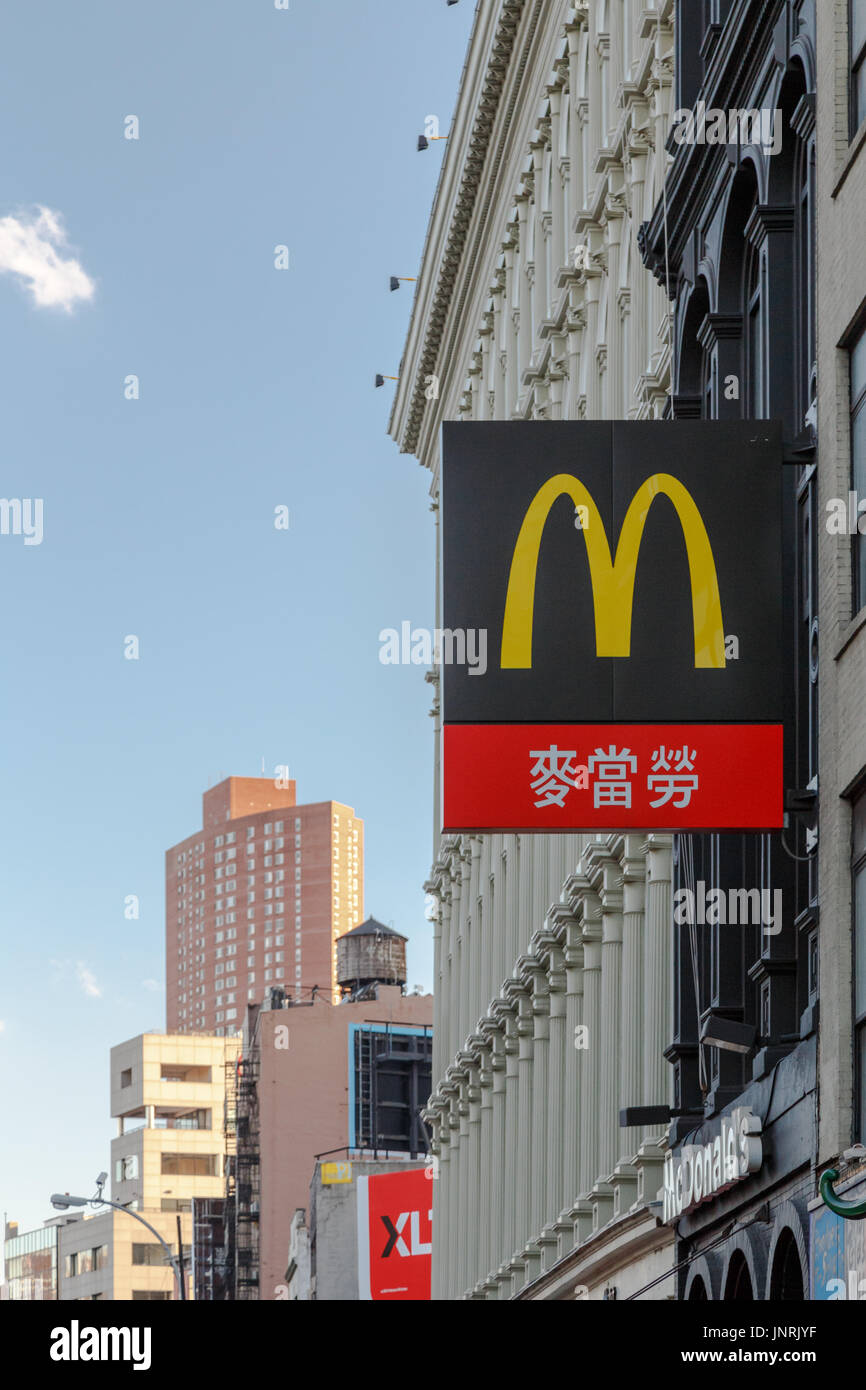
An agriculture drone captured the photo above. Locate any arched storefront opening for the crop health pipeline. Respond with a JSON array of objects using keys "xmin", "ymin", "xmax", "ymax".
[
  {"xmin": 768, "ymin": 1228, "xmax": 805, "ymax": 1300},
  {"xmin": 723, "ymin": 1250, "xmax": 754, "ymax": 1300},
  {"xmin": 688, "ymin": 1275, "xmax": 709, "ymax": 1300}
]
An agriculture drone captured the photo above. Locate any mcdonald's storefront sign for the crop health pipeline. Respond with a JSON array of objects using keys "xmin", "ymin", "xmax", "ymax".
[{"xmin": 441, "ymin": 421, "xmax": 785, "ymax": 833}]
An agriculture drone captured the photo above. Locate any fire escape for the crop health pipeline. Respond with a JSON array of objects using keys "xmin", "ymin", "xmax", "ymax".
[{"xmin": 234, "ymin": 1052, "xmax": 261, "ymax": 1299}]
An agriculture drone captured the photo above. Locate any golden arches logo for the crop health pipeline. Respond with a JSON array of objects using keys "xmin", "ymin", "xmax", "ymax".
[{"xmin": 500, "ymin": 472, "xmax": 725, "ymax": 669}]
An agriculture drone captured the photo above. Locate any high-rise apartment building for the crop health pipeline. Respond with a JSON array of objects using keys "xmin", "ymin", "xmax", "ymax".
[{"xmin": 166, "ymin": 776, "xmax": 364, "ymax": 1032}]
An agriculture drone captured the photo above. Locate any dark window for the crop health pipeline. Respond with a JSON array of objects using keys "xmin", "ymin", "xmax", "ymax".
[
  {"xmin": 160, "ymin": 1153, "xmax": 218, "ymax": 1177},
  {"xmin": 854, "ymin": 789, "xmax": 866, "ymax": 1139},
  {"xmin": 131, "ymin": 1290, "xmax": 171, "ymax": 1300},
  {"xmin": 353, "ymin": 1027, "xmax": 433, "ymax": 1155},
  {"xmin": 769, "ymin": 1229, "xmax": 805, "ymax": 1300},
  {"xmin": 724, "ymin": 1250, "xmax": 754, "ymax": 1301},
  {"xmin": 851, "ymin": 327, "xmax": 866, "ymax": 612},
  {"xmin": 746, "ymin": 245, "xmax": 764, "ymax": 417},
  {"xmin": 852, "ymin": 0, "xmax": 866, "ymax": 135},
  {"xmin": 120, "ymin": 1069, "xmax": 132, "ymax": 1088},
  {"xmin": 132, "ymin": 1243, "xmax": 170, "ymax": 1267}
]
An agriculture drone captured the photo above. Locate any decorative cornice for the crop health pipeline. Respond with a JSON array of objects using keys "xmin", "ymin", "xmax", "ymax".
[{"xmin": 389, "ymin": 0, "xmax": 531, "ymax": 457}]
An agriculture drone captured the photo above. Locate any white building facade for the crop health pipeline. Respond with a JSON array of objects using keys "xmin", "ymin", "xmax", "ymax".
[{"xmin": 390, "ymin": 0, "xmax": 678, "ymax": 1300}]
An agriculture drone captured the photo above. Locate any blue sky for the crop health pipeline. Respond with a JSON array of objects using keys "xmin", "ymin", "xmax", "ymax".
[{"xmin": 0, "ymin": 0, "xmax": 473, "ymax": 1241}]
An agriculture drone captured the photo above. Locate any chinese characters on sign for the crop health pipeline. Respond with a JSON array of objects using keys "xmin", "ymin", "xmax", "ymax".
[
  {"xmin": 443, "ymin": 723, "xmax": 782, "ymax": 832},
  {"xmin": 529, "ymin": 744, "xmax": 699, "ymax": 811}
]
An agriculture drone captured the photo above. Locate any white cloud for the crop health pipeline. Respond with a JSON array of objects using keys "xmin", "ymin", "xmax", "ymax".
[
  {"xmin": 142, "ymin": 978, "xmax": 162, "ymax": 993},
  {"xmin": 0, "ymin": 1020, "xmax": 5, "ymax": 1034},
  {"xmin": 0, "ymin": 206, "xmax": 95, "ymax": 311},
  {"xmin": 74, "ymin": 962, "xmax": 102, "ymax": 998}
]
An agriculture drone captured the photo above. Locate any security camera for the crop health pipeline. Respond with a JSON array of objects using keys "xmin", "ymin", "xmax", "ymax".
[{"xmin": 96, "ymin": 1172, "xmax": 108, "ymax": 1186}]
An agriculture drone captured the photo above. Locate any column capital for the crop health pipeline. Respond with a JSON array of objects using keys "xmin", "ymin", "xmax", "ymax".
[{"xmin": 744, "ymin": 203, "xmax": 796, "ymax": 247}]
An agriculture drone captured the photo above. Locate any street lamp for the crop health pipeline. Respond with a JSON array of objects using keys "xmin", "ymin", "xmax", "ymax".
[{"xmin": 51, "ymin": 1173, "xmax": 186, "ymax": 1300}]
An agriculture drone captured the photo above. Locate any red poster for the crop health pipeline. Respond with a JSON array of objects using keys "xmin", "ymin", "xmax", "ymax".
[
  {"xmin": 357, "ymin": 1168, "xmax": 432, "ymax": 1301},
  {"xmin": 443, "ymin": 723, "xmax": 783, "ymax": 832}
]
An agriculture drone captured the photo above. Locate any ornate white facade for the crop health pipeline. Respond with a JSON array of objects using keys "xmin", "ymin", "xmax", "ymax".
[{"xmin": 390, "ymin": 0, "xmax": 678, "ymax": 1299}]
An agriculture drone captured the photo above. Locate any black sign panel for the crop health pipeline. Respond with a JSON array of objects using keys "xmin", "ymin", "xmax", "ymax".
[{"xmin": 441, "ymin": 420, "xmax": 784, "ymax": 725}]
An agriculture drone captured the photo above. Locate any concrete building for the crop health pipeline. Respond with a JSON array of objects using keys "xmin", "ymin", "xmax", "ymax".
[
  {"xmin": 213, "ymin": 922, "xmax": 433, "ymax": 1299},
  {"xmin": 286, "ymin": 1158, "xmax": 431, "ymax": 1301},
  {"xmin": 110, "ymin": 1032, "xmax": 241, "ymax": 1216},
  {"xmin": 389, "ymin": 0, "xmax": 677, "ymax": 1299},
  {"xmin": 70, "ymin": 1032, "xmax": 240, "ymax": 1300},
  {"xmin": 808, "ymin": 0, "xmax": 866, "ymax": 1292},
  {"xmin": 3, "ymin": 1218, "xmax": 61, "ymax": 1300},
  {"xmin": 166, "ymin": 775, "xmax": 364, "ymax": 1032}
]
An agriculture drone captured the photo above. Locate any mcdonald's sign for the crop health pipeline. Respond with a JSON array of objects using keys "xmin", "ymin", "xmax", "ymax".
[{"xmin": 441, "ymin": 421, "xmax": 785, "ymax": 832}]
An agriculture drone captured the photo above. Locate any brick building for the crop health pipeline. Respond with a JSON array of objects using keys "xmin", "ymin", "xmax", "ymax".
[{"xmin": 166, "ymin": 776, "xmax": 364, "ymax": 1032}]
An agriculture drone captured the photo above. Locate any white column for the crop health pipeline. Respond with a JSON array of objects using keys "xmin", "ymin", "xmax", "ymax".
[
  {"xmin": 644, "ymin": 835, "xmax": 673, "ymax": 1136},
  {"xmin": 620, "ymin": 836, "xmax": 646, "ymax": 1159}
]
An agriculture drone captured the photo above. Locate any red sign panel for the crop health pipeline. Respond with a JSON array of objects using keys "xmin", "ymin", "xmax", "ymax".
[
  {"xmin": 356, "ymin": 1168, "xmax": 432, "ymax": 1301},
  {"xmin": 442, "ymin": 723, "xmax": 783, "ymax": 832}
]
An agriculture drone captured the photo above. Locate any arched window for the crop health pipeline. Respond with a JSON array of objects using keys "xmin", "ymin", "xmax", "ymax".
[
  {"xmin": 723, "ymin": 1250, "xmax": 754, "ymax": 1301},
  {"xmin": 769, "ymin": 1229, "xmax": 805, "ymax": 1301}
]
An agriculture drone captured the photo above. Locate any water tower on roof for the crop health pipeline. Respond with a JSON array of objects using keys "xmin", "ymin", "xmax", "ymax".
[{"xmin": 336, "ymin": 917, "xmax": 407, "ymax": 1000}]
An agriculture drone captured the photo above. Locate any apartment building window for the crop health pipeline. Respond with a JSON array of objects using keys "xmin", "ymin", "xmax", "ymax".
[
  {"xmin": 161, "ymin": 1153, "xmax": 218, "ymax": 1176},
  {"xmin": 132, "ymin": 1243, "xmax": 171, "ymax": 1267},
  {"xmin": 855, "ymin": 788, "xmax": 866, "ymax": 1139},
  {"xmin": 852, "ymin": 324, "xmax": 866, "ymax": 613},
  {"xmin": 115, "ymin": 1155, "xmax": 138, "ymax": 1182},
  {"xmin": 275, "ymin": 821, "xmax": 283, "ymax": 832},
  {"xmin": 853, "ymin": 0, "xmax": 866, "ymax": 134}
]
